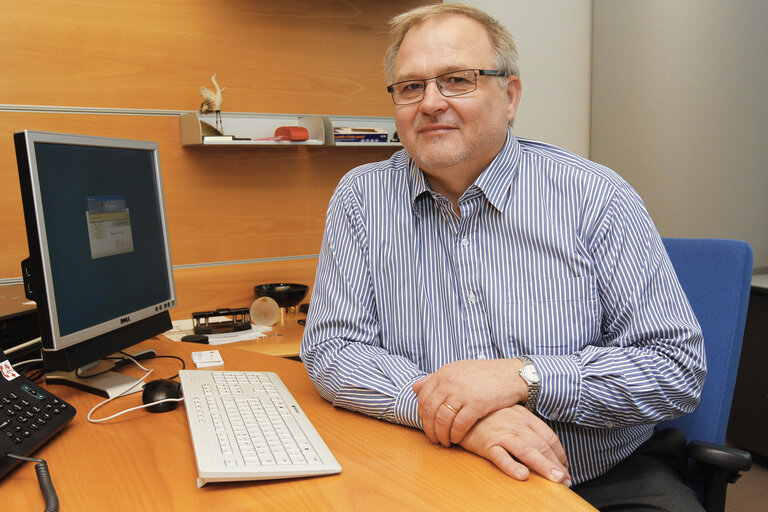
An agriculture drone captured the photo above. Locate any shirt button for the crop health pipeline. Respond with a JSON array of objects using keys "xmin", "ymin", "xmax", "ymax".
[
  {"xmin": 460, "ymin": 238, "xmax": 469, "ymax": 247},
  {"xmin": 467, "ymin": 292, "xmax": 476, "ymax": 303},
  {"xmin": 550, "ymin": 411, "xmax": 560, "ymax": 421},
  {"xmin": 476, "ymin": 354, "xmax": 486, "ymax": 360}
]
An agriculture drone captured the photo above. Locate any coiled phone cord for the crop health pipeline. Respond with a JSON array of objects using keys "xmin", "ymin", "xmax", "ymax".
[{"xmin": 7, "ymin": 453, "xmax": 59, "ymax": 512}]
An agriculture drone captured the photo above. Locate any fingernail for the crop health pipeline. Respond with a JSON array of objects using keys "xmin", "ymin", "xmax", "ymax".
[
  {"xmin": 564, "ymin": 478, "xmax": 572, "ymax": 488},
  {"xmin": 551, "ymin": 469, "xmax": 564, "ymax": 481}
]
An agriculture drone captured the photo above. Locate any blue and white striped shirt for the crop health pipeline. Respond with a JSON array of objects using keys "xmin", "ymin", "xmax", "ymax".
[{"xmin": 301, "ymin": 131, "xmax": 705, "ymax": 485}]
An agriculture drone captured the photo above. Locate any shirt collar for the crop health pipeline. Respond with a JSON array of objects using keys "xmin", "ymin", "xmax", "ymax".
[
  {"xmin": 472, "ymin": 129, "xmax": 521, "ymax": 213},
  {"xmin": 406, "ymin": 129, "xmax": 521, "ymax": 213},
  {"xmin": 408, "ymin": 157, "xmax": 432, "ymax": 205}
]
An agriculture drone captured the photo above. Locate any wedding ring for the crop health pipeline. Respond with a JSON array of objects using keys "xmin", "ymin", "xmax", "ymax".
[{"xmin": 442, "ymin": 402, "xmax": 460, "ymax": 415}]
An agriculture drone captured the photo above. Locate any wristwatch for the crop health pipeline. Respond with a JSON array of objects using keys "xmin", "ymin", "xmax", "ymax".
[{"xmin": 518, "ymin": 356, "xmax": 540, "ymax": 412}]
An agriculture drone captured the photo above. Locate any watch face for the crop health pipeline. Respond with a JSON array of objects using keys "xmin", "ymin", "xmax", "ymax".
[{"xmin": 521, "ymin": 363, "xmax": 540, "ymax": 383}]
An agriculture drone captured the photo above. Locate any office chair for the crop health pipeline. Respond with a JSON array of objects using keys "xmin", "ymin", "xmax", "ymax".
[{"xmin": 659, "ymin": 238, "xmax": 753, "ymax": 512}]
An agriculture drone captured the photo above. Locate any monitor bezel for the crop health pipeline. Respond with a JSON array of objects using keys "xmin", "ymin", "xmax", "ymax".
[{"xmin": 14, "ymin": 130, "xmax": 176, "ymax": 372}]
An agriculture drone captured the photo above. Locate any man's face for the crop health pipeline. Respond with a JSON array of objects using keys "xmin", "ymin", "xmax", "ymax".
[{"xmin": 392, "ymin": 15, "xmax": 520, "ymax": 176}]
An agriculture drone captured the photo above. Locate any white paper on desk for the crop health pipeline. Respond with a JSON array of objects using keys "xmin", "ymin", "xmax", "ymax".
[{"xmin": 166, "ymin": 318, "xmax": 272, "ymax": 345}]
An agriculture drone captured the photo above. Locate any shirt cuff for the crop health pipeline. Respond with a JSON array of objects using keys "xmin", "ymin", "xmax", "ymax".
[
  {"xmin": 528, "ymin": 354, "xmax": 581, "ymax": 423},
  {"xmin": 393, "ymin": 376, "xmax": 423, "ymax": 429}
]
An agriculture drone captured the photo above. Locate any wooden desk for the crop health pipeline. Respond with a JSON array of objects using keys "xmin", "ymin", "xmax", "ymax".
[{"xmin": 2, "ymin": 339, "xmax": 595, "ymax": 511}]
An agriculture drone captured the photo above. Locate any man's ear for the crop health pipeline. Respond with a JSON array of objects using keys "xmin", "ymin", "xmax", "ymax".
[{"xmin": 505, "ymin": 75, "xmax": 522, "ymax": 123}]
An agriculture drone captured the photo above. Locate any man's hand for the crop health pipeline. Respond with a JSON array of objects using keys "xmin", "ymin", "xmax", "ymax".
[
  {"xmin": 413, "ymin": 358, "xmax": 528, "ymax": 446},
  {"xmin": 459, "ymin": 406, "xmax": 571, "ymax": 487}
]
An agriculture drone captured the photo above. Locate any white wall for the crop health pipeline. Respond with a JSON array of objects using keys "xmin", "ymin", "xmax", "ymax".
[
  {"xmin": 444, "ymin": 0, "xmax": 766, "ymax": 270},
  {"xmin": 591, "ymin": 0, "xmax": 768, "ymax": 269},
  {"xmin": 448, "ymin": 0, "xmax": 593, "ymax": 157}
]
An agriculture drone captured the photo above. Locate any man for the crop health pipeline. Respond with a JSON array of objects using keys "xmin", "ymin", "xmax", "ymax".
[{"xmin": 302, "ymin": 4, "xmax": 706, "ymax": 510}]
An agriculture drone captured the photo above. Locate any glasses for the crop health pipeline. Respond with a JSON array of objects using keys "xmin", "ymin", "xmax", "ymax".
[{"xmin": 386, "ymin": 69, "xmax": 507, "ymax": 105}]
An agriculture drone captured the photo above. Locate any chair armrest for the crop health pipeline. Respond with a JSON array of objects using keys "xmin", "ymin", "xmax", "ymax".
[
  {"xmin": 688, "ymin": 440, "xmax": 752, "ymax": 473},
  {"xmin": 688, "ymin": 440, "xmax": 752, "ymax": 512}
]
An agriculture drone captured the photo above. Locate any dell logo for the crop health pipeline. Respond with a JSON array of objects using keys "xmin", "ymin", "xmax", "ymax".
[{"xmin": 120, "ymin": 316, "xmax": 131, "ymax": 324}]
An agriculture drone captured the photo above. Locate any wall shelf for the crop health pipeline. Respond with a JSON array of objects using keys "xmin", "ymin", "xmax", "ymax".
[{"xmin": 180, "ymin": 112, "xmax": 401, "ymax": 148}]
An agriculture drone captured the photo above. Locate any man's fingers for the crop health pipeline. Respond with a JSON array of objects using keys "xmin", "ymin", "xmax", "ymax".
[
  {"xmin": 418, "ymin": 401, "xmax": 438, "ymax": 444},
  {"xmin": 527, "ymin": 415, "xmax": 569, "ymax": 468},
  {"xmin": 486, "ymin": 445, "xmax": 530, "ymax": 480},
  {"xmin": 433, "ymin": 403, "xmax": 459, "ymax": 447},
  {"xmin": 418, "ymin": 395, "xmax": 455, "ymax": 444},
  {"xmin": 449, "ymin": 406, "xmax": 479, "ymax": 444},
  {"xmin": 499, "ymin": 433, "xmax": 570, "ymax": 485}
]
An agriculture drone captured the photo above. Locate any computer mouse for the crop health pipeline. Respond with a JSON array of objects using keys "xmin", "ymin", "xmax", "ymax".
[{"xmin": 142, "ymin": 379, "xmax": 182, "ymax": 413}]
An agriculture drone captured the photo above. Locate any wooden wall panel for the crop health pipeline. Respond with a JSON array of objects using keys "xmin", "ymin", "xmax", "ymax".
[
  {"xmin": 0, "ymin": 0, "xmax": 437, "ymax": 313},
  {"xmin": 0, "ymin": 111, "xmax": 399, "ymax": 278},
  {"xmin": 172, "ymin": 259, "xmax": 319, "ymax": 320},
  {"xmin": 2, "ymin": 0, "xmax": 436, "ymax": 116}
]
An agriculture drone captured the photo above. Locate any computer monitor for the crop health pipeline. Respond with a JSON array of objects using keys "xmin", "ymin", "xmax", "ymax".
[{"xmin": 14, "ymin": 131, "xmax": 176, "ymax": 397}]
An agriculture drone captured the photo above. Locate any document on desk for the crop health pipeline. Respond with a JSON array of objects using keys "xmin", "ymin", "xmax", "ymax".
[{"xmin": 166, "ymin": 319, "xmax": 272, "ymax": 345}]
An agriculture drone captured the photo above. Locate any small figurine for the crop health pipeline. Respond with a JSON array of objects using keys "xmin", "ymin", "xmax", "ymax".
[{"xmin": 200, "ymin": 73, "xmax": 226, "ymax": 133}]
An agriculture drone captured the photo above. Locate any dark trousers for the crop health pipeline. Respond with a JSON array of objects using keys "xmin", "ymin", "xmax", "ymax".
[{"xmin": 573, "ymin": 429, "xmax": 705, "ymax": 512}]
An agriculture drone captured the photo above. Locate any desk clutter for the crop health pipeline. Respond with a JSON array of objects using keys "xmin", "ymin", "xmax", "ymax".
[
  {"xmin": 163, "ymin": 283, "xmax": 308, "ymax": 348},
  {"xmin": 192, "ymin": 308, "xmax": 252, "ymax": 335},
  {"xmin": 190, "ymin": 283, "xmax": 308, "ymax": 336},
  {"xmin": 167, "ymin": 317, "xmax": 271, "ymax": 346}
]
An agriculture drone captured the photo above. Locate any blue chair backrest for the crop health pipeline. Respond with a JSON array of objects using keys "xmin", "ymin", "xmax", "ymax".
[{"xmin": 659, "ymin": 238, "xmax": 753, "ymax": 445}]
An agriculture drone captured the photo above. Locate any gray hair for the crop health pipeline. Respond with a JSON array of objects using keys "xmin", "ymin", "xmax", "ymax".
[{"xmin": 383, "ymin": 3, "xmax": 520, "ymax": 84}]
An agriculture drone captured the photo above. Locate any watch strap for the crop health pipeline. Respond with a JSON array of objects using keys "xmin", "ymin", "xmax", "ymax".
[{"xmin": 519, "ymin": 356, "xmax": 540, "ymax": 412}]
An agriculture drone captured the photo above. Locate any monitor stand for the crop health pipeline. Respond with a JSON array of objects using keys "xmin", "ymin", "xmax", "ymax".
[{"xmin": 45, "ymin": 347, "xmax": 157, "ymax": 399}]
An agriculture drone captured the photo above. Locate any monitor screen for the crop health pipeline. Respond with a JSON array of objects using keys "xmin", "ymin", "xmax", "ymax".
[{"xmin": 14, "ymin": 131, "xmax": 176, "ymax": 396}]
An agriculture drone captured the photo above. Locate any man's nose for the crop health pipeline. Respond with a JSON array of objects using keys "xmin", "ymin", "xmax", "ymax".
[{"xmin": 419, "ymin": 80, "xmax": 448, "ymax": 112}]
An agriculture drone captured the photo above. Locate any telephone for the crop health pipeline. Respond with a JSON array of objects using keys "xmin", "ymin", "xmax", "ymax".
[{"xmin": 0, "ymin": 349, "xmax": 76, "ymax": 480}]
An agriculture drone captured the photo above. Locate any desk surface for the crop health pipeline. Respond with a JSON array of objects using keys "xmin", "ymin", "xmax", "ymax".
[
  {"xmin": 2, "ymin": 339, "xmax": 594, "ymax": 511},
  {"xmin": 204, "ymin": 312, "xmax": 306, "ymax": 358}
]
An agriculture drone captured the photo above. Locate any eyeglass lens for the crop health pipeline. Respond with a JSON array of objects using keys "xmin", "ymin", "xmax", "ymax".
[{"xmin": 390, "ymin": 70, "xmax": 478, "ymax": 104}]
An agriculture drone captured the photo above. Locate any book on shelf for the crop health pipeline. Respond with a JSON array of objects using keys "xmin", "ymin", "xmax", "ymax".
[
  {"xmin": 333, "ymin": 127, "xmax": 389, "ymax": 143},
  {"xmin": 203, "ymin": 135, "xmax": 235, "ymax": 142}
]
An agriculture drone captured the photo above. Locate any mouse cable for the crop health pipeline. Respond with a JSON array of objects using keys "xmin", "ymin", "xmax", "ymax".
[
  {"xmin": 5, "ymin": 453, "xmax": 59, "ymax": 512},
  {"xmin": 86, "ymin": 354, "xmax": 153, "ymax": 423},
  {"xmin": 70, "ymin": 352, "xmax": 184, "ymax": 381},
  {"xmin": 85, "ymin": 354, "xmax": 180, "ymax": 423},
  {"xmin": 74, "ymin": 355, "xmax": 135, "ymax": 379},
  {"xmin": 87, "ymin": 395, "xmax": 185, "ymax": 423},
  {"xmin": 151, "ymin": 354, "xmax": 186, "ymax": 380},
  {"xmin": 118, "ymin": 351, "xmax": 186, "ymax": 380}
]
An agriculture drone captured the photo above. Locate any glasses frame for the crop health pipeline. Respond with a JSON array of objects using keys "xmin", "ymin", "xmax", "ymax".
[{"xmin": 386, "ymin": 69, "xmax": 507, "ymax": 105}]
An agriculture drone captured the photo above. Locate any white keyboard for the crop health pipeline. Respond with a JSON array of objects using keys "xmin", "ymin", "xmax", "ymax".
[{"xmin": 178, "ymin": 370, "xmax": 341, "ymax": 487}]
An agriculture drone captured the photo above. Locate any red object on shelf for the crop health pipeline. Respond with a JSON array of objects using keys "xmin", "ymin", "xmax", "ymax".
[{"xmin": 274, "ymin": 126, "xmax": 309, "ymax": 141}]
